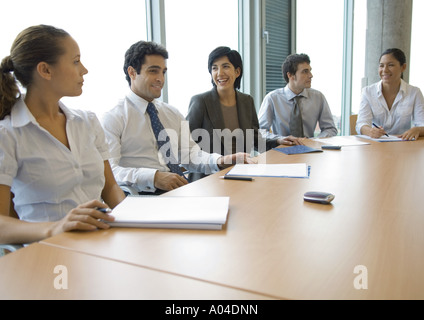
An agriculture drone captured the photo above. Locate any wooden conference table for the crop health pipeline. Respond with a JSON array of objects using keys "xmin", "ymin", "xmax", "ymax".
[
  {"xmin": 0, "ymin": 243, "xmax": 270, "ymax": 300},
  {"xmin": 1, "ymin": 136, "xmax": 424, "ymax": 299}
]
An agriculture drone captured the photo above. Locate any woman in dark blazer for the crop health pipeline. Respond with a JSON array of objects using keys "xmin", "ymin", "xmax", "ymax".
[{"xmin": 187, "ymin": 46, "xmax": 299, "ymax": 158}]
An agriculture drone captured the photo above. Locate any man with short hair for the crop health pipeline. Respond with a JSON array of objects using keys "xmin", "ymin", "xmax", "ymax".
[
  {"xmin": 102, "ymin": 41, "xmax": 253, "ymax": 195},
  {"xmin": 258, "ymin": 53, "xmax": 337, "ymax": 140}
]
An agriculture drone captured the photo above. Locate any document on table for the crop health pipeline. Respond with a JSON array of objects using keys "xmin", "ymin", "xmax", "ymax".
[
  {"xmin": 312, "ymin": 136, "xmax": 370, "ymax": 146},
  {"xmin": 226, "ymin": 163, "xmax": 310, "ymax": 179},
  {"xmin": 107, "ymin": 196, "xmax": 230, "ymax": 230},
  {"xmin": 356, "ymin": 135, "xmax": 404, "ymax": 142}
]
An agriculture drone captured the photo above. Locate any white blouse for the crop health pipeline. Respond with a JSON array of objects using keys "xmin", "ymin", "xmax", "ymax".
[
  {"xmin": 356, "ymin": 79, "xmax": 424, "ymax": 135},
  {"xmin": 0, "ymin": 97, "xmax": 110, "ymax": 222}
]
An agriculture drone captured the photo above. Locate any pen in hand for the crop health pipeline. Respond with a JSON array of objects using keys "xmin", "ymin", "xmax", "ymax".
[
  {"xmin": 96, "ymin": 207, "xmax": 115, "ymax": 225},
  {"xmin": 97, "ymin": 207, "xmax": 112, "ymax": 214},
  {"xmin": 372, "ymin": 123, "xmax": 389, "ymax": 137}
]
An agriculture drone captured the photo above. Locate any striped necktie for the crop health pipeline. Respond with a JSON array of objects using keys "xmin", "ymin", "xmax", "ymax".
[{"xmin": 146, "ymin": 102, "xmax": 187, "ymax": 179}]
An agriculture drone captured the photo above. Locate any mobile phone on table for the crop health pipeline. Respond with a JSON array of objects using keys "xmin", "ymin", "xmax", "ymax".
[{"xmin": 303, "ymin": 192, "xmax": 335, "ymax": 204}]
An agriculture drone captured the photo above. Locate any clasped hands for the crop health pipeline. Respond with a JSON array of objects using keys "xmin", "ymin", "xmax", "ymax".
[{"xmin": 278, "ymin": 136, "xmax": 306, "ymax": 146}]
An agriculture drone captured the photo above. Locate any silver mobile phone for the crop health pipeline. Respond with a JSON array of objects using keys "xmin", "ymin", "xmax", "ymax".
[{"xmin": 303, "ymin": 192, "xmax": 335, "ymax": 204}]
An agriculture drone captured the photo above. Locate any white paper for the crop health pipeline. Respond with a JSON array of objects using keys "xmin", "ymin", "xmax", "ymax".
[
  {"xmin": 226, "ymin": 163, "xmax": 309, "ymax": 178},
  {"xmin": 356, "ymin": 135, "xmax": 403, "ymax": 142},
  {"xmin": 108, "ymin": 196, "xmax": 230, "ymax": 230},
  {"xmin": 312, "ymin": 136, "xmax": 370, "ymax": 146}
]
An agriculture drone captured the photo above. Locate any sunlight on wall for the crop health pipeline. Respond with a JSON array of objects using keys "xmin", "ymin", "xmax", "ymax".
[
  {"xmin": 0, "ymin": 0, "xmax": 147, "ymax": 118},
  {"xmin": 164, "ymin": 0, "xmax": 239, "ymax": 116},
  {"xmin": 410, "ymin": 0, "xmax": 424, "ymax": 93}
]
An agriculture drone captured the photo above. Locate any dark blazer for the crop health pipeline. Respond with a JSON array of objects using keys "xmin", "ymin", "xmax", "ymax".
[{"xmin": 186, "ymin": 87, "xmax": 279, "ymax": 156}]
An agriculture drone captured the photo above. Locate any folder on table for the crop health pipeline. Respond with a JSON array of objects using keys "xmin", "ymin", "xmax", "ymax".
[
  {"xmin": 107, "ymin": 196, "xmax": 230, "ymax": 230},
  {"xmin": 274, "ymin": 145, "xmax": 323, "ymax": 155}
]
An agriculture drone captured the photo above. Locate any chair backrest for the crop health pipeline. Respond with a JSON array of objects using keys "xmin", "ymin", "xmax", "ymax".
[
  {"xmin": 0, "ymin": 244, "xmax": 22, "ymax": 256},
  {"xmin": 350, "ymin": 114, "xmax": 358, "ymax": 135}
]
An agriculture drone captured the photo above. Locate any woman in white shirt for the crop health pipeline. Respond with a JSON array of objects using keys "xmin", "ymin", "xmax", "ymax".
[
  {"xmin": 0, "ymin": 25, "xmax": 125, "ymax": 245},
  {"xmin": 356, "ymin": 48, "xmax": 424, "ymax": 140}
]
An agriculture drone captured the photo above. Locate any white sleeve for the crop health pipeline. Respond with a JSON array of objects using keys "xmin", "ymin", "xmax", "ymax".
[
  {"xmin": 356, "ymin": 88, "xmax": 374, "ymax": 134},
  {"xmin": 0, "ymin": 126, "xmax": 17, "ymax": 187},
  {"xmin": 413, "ymin": 88, "xmax": 424, "ymax": 127},
  {"xmin": 101, "ymin": 111, "xmax": 157, "ymax": 193}
]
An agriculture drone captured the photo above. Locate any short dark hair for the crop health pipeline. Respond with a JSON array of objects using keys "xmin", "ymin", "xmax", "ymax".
[
  {"xmin": 380, "ymin": 48, "xmax": 406, "ymax": 66},
  {"xmin": 123, "ymin": 41, "xmax": 168, "ymax": 86},
  {"xmin": 282, "ymin": 53, "xmax": 311, "ymax": 83},
  {"xmin": 208, "ymin": 46, "xmax": 243, "ymax": 90}
]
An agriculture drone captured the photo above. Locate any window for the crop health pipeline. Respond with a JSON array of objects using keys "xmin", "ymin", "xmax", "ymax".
[
  {"xmin": 410, "ymin": 0, "xmax": 424, "ymax": 93},
  {"xmin": 296, "ymin": 0, "xmax": 344, "ymax": 132},
  {"xmin": 164, "ymin": 0, "xmax": 239, "ymax": 116},
  {"xmin": 351, "ymin": 0, "xmax": 367, "ymax": 115},
  {"xmin": 264, "ymin": 0, "xmax": 292, "ymax": 94},
  {"xmin": 0, "ymin": 0, "xmax": 147, "ymax": 118}
]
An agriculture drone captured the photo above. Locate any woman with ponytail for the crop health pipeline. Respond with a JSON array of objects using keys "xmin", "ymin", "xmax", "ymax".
[{"xmin": 0, "ymin": 25, "xmax": 125, "ymax": 245}]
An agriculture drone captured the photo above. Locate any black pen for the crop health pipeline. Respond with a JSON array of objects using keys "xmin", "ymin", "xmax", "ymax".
[
  {"xmin": 372, "ymin": 123, "xmax": 389, "ymax": 137},
  {"xmin": 97, "ymin": 207, "xmax": 112, "ymax": 214},
  {"xmin": 220, "ymin": 176, "xmax": 254, "ymax": 181}
]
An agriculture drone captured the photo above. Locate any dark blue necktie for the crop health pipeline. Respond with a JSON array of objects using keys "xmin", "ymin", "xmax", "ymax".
[{"xmin": 146, "ymin": 102, "xmax": 187, "ymax": 179}]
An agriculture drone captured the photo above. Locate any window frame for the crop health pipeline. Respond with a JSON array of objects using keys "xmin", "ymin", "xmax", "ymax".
[{"xmin": 148, "ymin": 0, "xmax": 356, "ymax": 135}]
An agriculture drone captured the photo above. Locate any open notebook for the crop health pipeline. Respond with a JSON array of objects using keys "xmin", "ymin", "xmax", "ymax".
[{"xmin": 107, "ymin": 196, "xmax": 230, "ymax": 230}]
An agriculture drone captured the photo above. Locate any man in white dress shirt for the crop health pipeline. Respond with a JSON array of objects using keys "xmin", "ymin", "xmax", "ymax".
[
  {"xmin": 258, "ymin": 53, "xmax": 338, "ymax": 140},
  {"xmin": 102, "ymin": 41, "xmax": 253, "ymax": 195}
]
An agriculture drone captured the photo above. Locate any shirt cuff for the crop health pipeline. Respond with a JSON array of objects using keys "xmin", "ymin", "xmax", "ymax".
[
  {"xmin": 135, "ymin": 168, "xmax": 158, "ymax": 193},
  {"xmin": 211, "ymin": 153, "xmax": 223, "ymax": 173}
]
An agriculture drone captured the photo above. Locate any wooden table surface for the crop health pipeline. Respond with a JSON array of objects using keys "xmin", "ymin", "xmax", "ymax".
[
  {"xmin": 0, "ymin": 243, "xmax": 273, "ymax": 300},
  {"xmin": 5, "ymin": 136, "xmax": 424, "ymax": 299}
]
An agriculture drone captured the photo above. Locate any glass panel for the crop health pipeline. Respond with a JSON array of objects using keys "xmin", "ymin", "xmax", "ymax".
[
  {"xmin": 351, "ymin": 0, "xmax": 367, "ymax": 115},
  {"xmin": 164, "ymin": 0, "xmax": 239, "ymax": 116},
  {"xmin": 410, "ymin": 1, "xmax": 424, "ymax": 93},
  {"xmin": 296, "ymin": 0, "xmax": 344, "ymax": 133},
  {"xmin": 0, "ymin": 0, "xmax": 147, "ymax": 118},
  {"xmin": 265, "ymin": 0, "xmax": 292, "ymax": 94}
]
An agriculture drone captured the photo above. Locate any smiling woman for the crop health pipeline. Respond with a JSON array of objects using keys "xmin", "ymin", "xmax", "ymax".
[
  {"xmin": 211, "ymin": 57, "xmax": 241, "ymax": 93},
  {"xmin": 186, "ymin": 46, "xmax": 290, "ymax": 170},
  {"xmin": 356, "ymin": 48, "xmax": 424, "ymax": 140}
]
